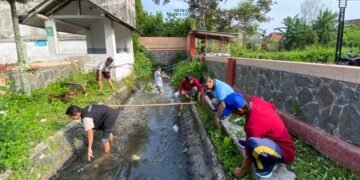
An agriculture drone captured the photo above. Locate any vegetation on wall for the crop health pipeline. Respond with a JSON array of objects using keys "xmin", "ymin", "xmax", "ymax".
[
  {"xmin": 230, "ymin": 42, "xmax": 360, "ymax": 63},
  {"xmin": 170, "ymin": 60, "xmax": 211, "ymax": 90}
]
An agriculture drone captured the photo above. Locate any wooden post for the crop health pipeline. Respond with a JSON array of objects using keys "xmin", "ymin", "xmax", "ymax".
[
  {"xmin": 188, "ymin": 32, "xmax": 196, "ymax": 58},
  {"xmin": 227, "ymin": 58, "xmax": 236, "ymax": 86}
]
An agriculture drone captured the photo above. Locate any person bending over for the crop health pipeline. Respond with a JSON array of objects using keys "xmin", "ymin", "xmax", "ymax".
[
  {"xmin": 174, "ymin": 75, "xmax": 202, "ymax": 101},
  {"xmin": 215, "ymin": 92, "xmax": 295, "ymax": 178},
  {"xmin": 66, "ymin": 104, "xmax": 120, "ymax": 161}
]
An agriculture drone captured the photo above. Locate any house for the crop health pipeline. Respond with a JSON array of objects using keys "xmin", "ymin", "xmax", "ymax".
[{"xmin": 14, "ymin": 0, "xmax": 138, "ymax": 80}]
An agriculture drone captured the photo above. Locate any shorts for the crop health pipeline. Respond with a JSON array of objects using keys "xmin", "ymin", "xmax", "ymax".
[
  {"xmin": 157, "ymin": 85, "xmax": 164, "ymax": 93},
  {"xmin": 246, "ymin": 137, "xmax": 284, "ymax": 177},
  {"xmin": 96, "ymin": 71, "xmax": 111, "ymax": 81},
  {"xmin": 101, "ymin": 131, "xmax": 111, "ymax": 144}
]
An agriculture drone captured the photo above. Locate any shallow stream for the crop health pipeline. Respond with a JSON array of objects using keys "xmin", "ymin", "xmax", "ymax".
[{"xmin": 53, "ymin": 83, "xmax": 189, "ymax": 180}]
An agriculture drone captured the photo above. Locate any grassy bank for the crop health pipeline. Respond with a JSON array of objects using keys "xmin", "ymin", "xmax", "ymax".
[
  {"xmin": 0, "ymin": 73, "xmax": 123, "ymax": 176},
  {"xmin": 170, "ymin": 59, "xmax": 360, "ymax": 179}
]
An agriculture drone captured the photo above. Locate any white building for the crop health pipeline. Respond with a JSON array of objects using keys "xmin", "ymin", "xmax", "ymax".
[{"xmin": 1, "ymin": 0, "xmax": 137, "ymax": 80}]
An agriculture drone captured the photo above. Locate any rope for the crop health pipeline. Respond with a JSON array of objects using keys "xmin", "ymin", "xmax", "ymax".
[{"xmin": 107, "ymin": 102, "xmax": 196, "ymax": 108}]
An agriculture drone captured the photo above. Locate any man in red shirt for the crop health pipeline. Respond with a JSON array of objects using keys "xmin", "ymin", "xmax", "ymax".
[
  {"xmin": 215, "ymin": 92, "xmax": 295, "ymax": 178},
  {"xmin": 174, "ymin": 75, "xmax": 202, "ymax": 101}
]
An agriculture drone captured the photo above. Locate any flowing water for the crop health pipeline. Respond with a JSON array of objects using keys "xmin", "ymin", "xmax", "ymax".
[{"xmin": 53, "ymin": 82, "xmax": 189, "ymax": 180}]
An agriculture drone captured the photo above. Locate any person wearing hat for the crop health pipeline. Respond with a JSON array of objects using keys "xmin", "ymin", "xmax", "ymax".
[
  {"xmin": 65, "ymin": 104, "xmax": 120, "ymax": 161},
  {"xmin": 174, "ymin": 75, "xmax": 202, "ymax": 101},
  {"xmin": 199, "ymin": 75, "xmax": 234, "ymax": 112},
  {"xmin": 96, "ymin": 57, "xmax": 116, "ymax": 91},
  {"xmin": 215, "ymin": 92, "xmax": 295, "ymax": 179}
]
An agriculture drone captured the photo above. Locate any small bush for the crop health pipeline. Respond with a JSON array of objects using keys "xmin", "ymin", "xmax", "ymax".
[{"xmin": 170, "ymin": 60, "xmax": 212, "ymax": 90}]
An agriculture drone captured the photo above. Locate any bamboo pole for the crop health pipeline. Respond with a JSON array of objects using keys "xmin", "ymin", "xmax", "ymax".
[{"xmin": 108, "ymin": 102, "xmax": 196, "ymax": 108}]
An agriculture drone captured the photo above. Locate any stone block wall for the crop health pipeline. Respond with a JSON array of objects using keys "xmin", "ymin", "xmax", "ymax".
[
  {"xmin": 150, "ymin": 50, "xmax": 188, "ymax": 65},
  {"xmin": 6, "ymin": 57, "xmax": 87, "ymax": 91},
  {"xmin": 204, "ymin": 57, "xmax": 360, "ymax": 147}
]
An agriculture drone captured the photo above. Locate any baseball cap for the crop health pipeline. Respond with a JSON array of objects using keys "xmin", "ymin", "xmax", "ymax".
[{"xmin": 222, "ymin": 93, "xmax": 246, "ymax": 117}]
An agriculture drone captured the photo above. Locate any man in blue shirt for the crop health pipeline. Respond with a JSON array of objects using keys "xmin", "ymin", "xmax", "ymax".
[{"xmin": 200, "ymin": 76, "xmax": 234, "ymax": 127}]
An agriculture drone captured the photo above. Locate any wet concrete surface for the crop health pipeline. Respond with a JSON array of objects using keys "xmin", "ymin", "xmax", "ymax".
[{"xmin": 52, "ymin": 82, "xmax": 189, "ymax": 180}]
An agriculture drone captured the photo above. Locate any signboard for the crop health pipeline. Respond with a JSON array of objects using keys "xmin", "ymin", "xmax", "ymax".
[
  {"xmin": 167, "ymin": 8, "xmax": 189, "ymax": 17},
  {"xmin": 45, "ymin": 27, "xmax": 54, "ymax": 37},
  {"xmin": 35, "ymin": 40, "xmax": 47, "ymax": 46}
]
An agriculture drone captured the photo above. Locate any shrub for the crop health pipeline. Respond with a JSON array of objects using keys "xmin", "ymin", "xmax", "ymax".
[{"xmin": 170, "ymin": 60, "xmax": 212, "ymax": 90}]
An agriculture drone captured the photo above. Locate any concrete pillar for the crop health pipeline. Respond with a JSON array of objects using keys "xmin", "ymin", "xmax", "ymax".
[
  {"xmin": 188, "ymin": 32, "xmax": 196, "ymax": 58},
  {"xmin": 227, "ymin": 58, "xmax": 236, "ymax": 86},
  {"xmin": 45, "ymin": 19, "xmax": 59, "ymax": 55},
  {"xmin": 104, "ymin": 18, "xmax": 116, "ymax": 57}
]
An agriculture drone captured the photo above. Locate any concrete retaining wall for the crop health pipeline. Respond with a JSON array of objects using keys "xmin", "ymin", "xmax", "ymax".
[
  {"xmin": 150, "ymin": 50, "xmax": 188, "ymax": 65},
  {"xmin": 139, "ymin": 37, "xmax": 188, "ymax": 65},
  {"xmin": 204, "ymin": 56, "xmax": 360, "ymax": 174},
  {"xmin": 5, "ymin": 57, "xmax": 87, "ymax": 91}
]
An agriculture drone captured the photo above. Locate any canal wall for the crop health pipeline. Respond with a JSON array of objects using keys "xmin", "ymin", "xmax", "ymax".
[
  {"xmin": 177, "ymin": 105, "xmax": 226, "ymax": 179},
  {"xmin": 139, "ymin": 37, "xmax": 188, "ymax": 65},
  {"xmin": 204, "ymin": 56, "xmax": 360, "ymax": 174}
]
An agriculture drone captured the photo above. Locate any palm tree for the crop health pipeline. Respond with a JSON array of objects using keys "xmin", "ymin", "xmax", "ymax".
[
  {"xmin": 276, "ymin": 15, "xmax": 317, "ymax": 50},
  {"xmin": 312, "ymin": 9, "xmax": 338, "ymax": 46}
]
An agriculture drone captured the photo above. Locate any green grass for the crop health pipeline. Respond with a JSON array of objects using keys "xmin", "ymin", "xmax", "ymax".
[
  {"xmin": 195, "ymin": 105, "xmax": 251, "ymax": 179},
  {"xmin": 0, "ymin": 73, "xmax": 121, "ymax": 176},
  {"xmin": 291, "ymin": 137, "xmax": 360, "ymax": 179},
  {"xmin": 195, "ymin": 105, "xmax": 360, "ymax": 179}
]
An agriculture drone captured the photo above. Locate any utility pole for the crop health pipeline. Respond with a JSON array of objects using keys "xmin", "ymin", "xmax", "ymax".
[{"xmin": 334, "ymin": 0, "xmax": 347, "ymax": 64}]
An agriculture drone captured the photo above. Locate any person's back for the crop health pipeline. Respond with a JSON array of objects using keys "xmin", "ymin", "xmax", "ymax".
[
  {"xmin": 97, "ymin": 60, "xmax": 113, "ymax": 73},
  {"xmin": 81, "ymin": 104, "xmax": 119, "ymax": 131},
  {"xmin": 154, "ymin": 70, "xmax": 163, "ymax": 87},
  {"xmin": 245, "ymin": 97, "xmax": 295, "ymax": 163},
  {"xmin": 213, "ymin": 79, "xmax": 234, "ymax": 101}
]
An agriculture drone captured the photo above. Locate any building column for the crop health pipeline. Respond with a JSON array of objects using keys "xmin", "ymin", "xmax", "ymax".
[
  {"xmin": 45, "ymin": 19, "xmax": 59, "ymax": 55},
  {"xmin": 104, "ymin": 18, "xmax": 116, "ymax": 57},
  {"xmin": 227, "ymin": 58, "xmax": 236, "ymax": 86},
  {"xmin": 188, "ymin": 32, "xmax": 196, "ymax": 58}
]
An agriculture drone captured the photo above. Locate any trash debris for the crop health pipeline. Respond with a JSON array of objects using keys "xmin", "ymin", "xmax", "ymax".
[
  {"xmin": 40, "ymin": 119, "xmax": 47, "ymax": 123},
  {"xmin": 173, "ymin": 124, "xmax": 179, "ymax": 132},
  {"xmin": 182, "ymin": 148, "xmax": 187, "ymax": 153}
]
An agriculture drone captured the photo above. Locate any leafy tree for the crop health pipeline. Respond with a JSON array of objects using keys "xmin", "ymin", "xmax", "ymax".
[
  {"xmin": 135, "ymin": 0, "xmax": 146, "ymax": 32},
  {"xmin": 343, "ymin": 24, "xmax": 360, "ymax": 48},
  {"xmin": 300, "ymin": 0, "xmax": 327, "ymax": 24},
  {"xmin": 229, "ymin": 0, "xmax": 275, "ymax": 47},
  {"xmin": 186, "ymin": 0, "xmax": 223, "ymax": 30},
  {"xmin": 2, "ymin": 0, "xmax": 30, "ymax": 95},
  {"xmin": 312, "ymin": 9, "xmax": 338, "ymax": 46},
  {"xmin": 151, "ymin": 0, "xmax": 224, "ymax": 31},
  {"xmin": 276, "ymin": 15, "xmax": 317, "ymax": 50}
]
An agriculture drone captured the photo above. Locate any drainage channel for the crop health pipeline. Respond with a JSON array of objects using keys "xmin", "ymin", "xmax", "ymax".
[{"xmin": 51, "ymin": 82, "xmax": 219, "ymax": 179}]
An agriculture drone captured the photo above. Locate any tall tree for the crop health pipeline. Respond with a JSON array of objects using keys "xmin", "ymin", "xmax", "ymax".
[
  {"xmin": 300, "ymin": 0, "xmax": 327, "ymax": 24},
  {"xmin": 3, "ymin": 0, "xmax": 30, "ymax": 95},
  {"xmin": 312, "ymin": 9, "xmax": 338, "ymax": 46},
  {"xmin": 343, "ymin": 24, "xmax": 360, "ymax": 48},
  {"xmin": 229, "ymin": 0, "xmax": 275, "ymax": 47},
  {"xmin": 151, "ymin": 0, "xmax": 224, "ymax": 31},
  {"xmin": 276, "ymin": 15, "xmax": 317, "ymax": 50}
]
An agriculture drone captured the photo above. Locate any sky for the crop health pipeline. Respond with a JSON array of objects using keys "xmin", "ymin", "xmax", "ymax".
[{"xmin": 141, "ymin": 0, "xmax": 360, "ymax": 33}]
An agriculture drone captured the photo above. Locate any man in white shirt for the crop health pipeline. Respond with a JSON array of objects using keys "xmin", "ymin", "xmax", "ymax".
[
  {"xmin": 97, "ymin": 57, "xmax": 115, "ymax": 91},
  {"xmin": 66, "ymin": 104, "xmax": 119, "ymax": 161},
  {"xmin": 154, "ymin": 66, "xmax": 171, "ymax": 96}
]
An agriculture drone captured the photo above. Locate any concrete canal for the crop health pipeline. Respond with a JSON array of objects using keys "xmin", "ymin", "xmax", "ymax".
[{"xmin": 51, "ymin": 82, "xmax": 221, "ymax": 179}]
